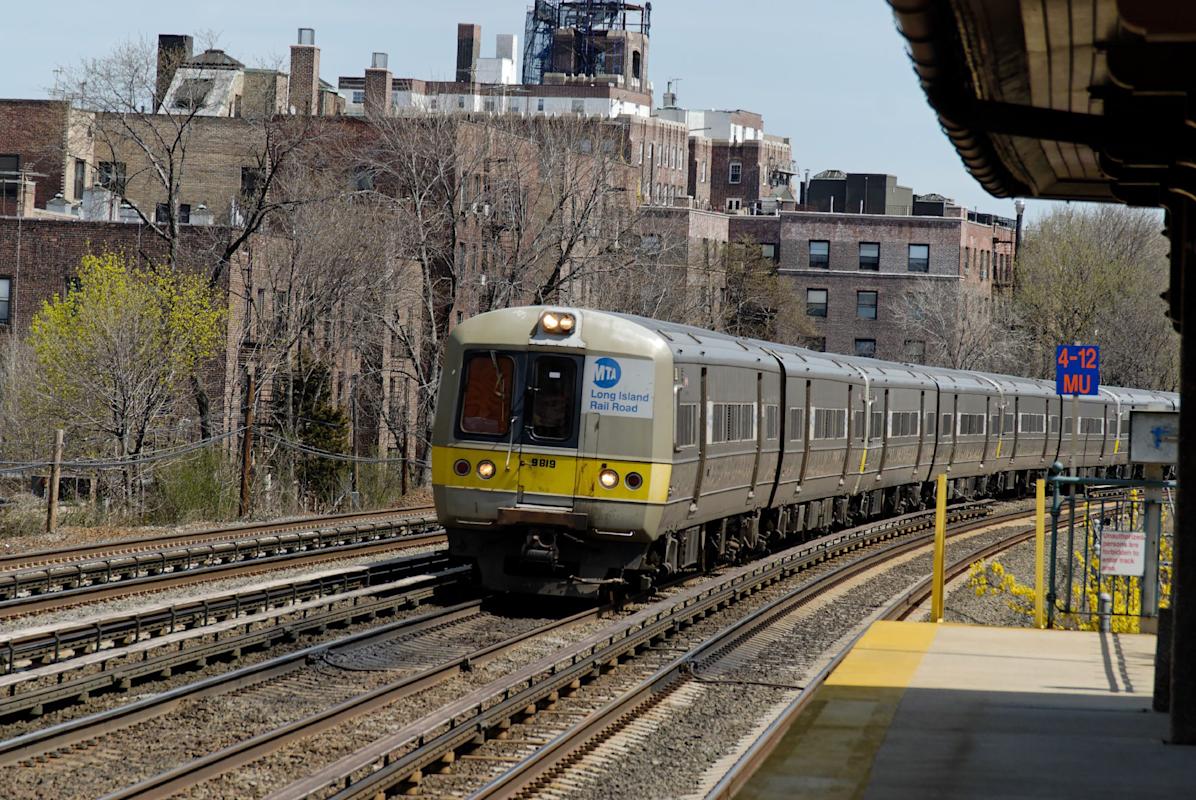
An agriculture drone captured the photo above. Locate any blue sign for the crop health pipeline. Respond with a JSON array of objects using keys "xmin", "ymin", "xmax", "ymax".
[
  {"xmin": 1056, "ymin": 345, "xmax": 1099, "ymax": 395},
  {"xmin": 592, "ymin": 357, "xmax": 621, "ymax": 389}
]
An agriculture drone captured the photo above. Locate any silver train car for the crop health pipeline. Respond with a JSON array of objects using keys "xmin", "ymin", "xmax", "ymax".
[{"xmin": 430, "ymin": 306, "xmax": 1177, "ymax": 598}]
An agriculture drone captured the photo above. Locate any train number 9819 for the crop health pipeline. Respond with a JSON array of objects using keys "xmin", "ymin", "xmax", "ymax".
[{"xmin": 529, "ymin": 458, "xmax": 557, "ymax": 469}]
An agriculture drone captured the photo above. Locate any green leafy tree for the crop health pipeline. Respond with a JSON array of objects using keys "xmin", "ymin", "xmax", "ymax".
[{"xmin": 29, "ymin": 251, "xmax": 225, "ymax": 502}]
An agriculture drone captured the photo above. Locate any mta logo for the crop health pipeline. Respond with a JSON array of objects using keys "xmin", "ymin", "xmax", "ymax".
[{"xmin": 593, "ymin": 358, "xmax": 621, "ymax": 389}]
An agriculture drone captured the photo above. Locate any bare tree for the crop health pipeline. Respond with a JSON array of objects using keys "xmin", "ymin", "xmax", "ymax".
[
  {"xmin": 720, "ymin": 236, "xmax": 814, "ymax": 344},
  {"xmin": 1014, "ymin": 205, "xmax": 1177, "ymax": 389},
  {"xmin": 892, "ymin": 278, "xmax": 1026, "ymax": 371}
]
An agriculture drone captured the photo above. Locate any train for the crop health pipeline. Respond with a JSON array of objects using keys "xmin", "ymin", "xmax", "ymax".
[{"xmin": 430, "ymin": 306, "xmax": 1177, "ymax": 598}]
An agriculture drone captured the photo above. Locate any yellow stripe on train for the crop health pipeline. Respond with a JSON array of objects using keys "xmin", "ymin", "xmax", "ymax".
[{"xmin": 431, "ymin": 446, "xmax": 671, "ymax": 503}]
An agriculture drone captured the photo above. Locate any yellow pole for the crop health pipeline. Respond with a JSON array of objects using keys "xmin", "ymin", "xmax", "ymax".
[
  {"xmin": 1035, "ymin": 478, "xmax": 1046, "ymax": 629},
  {"xmin": 931, "ymin": 473, "xmax": 948, "ymax": 623}
]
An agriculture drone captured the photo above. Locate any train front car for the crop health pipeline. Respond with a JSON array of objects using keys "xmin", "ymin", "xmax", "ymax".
[{"xmin": 431, "ymin": 307, "xmax": 672, "ymax": 598}]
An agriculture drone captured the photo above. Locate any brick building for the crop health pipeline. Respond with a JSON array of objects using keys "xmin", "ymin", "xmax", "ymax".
[{"xmin": 731, "ymin": 207, "xmax": 1016, "ymax": 360}]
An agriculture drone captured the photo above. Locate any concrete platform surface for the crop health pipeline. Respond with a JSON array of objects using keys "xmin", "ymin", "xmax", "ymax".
[{"xmin": 737, "ymin": 622, "xmax": 1196, "ymax": 799}]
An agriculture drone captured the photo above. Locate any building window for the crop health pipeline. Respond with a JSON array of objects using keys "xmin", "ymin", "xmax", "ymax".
[
  {"xmin": 572, "ymin": 99, "xmax": 585, "ymax": 114},
  {"xmin": 904, "ymin": 339, "xmax": 926, "ymax": 362},
  {"xmin": 908, "ymin": 243, "xmax": 930, "ymax": 272},
  {"xmin": 729, "ymin": 161, "xmax": 742, "ymax": 184},
  {"xmin": 700, "ymin": 159, "xmax": 706, "ymax": 183},
  {"xmin": 241, "ymin": 166, "xmax": 265, "ymax": 198},
  {"xmin": 458, "ymin": 96, "xmax": 466, "ymax": 109},
  {"xmin": 726, "ymin": 198, "xmax": 742, "ymax": 212},
  {"xmin": 761, "ymin": 243, "xmax": 777, "ymax": 261},
  {"xmin": 351, "ymin": 90, "xmax": 365, "ymax": 104},
  {"xmin": 806, "ymin": 288, "xmax": 828, "ymax": 317},
  {"xmin": 73, "ymin": 159, "xmax": 86, "ymax": 199},
  {"xmin": 154, "ymin": 203, "xmax": 191, "ymax": 223},
  {"xmin": 98, "ymin": 161, "xmax": 126, "ymax": 194},
  {"xmin": 856, "ymin": 290, "xmax": 878, "ymax": 320},
  {"xmin": 0, "ymin": 155, "xmax": 18, "ymax": 201},
  {"xmin": 537, "ymin": 98, "xmax": 545, "ymax": 112},
  {"xmin": 854, "ymin": 338, "xmax": 877, "ymax": 358},
  {"xmin": 638, "ymin": 142, "xmax": 644, "ymax": 164},
  {"xmin": 632, "ymin": 50, "xmax": 642, "ymax": 80},
  {"xmin": 859, "ymin": 242, "xmax": 879, "ymax": 271},
  {"xmin": 806, "ymin": 336, "xmax": 826, "ymax": 352},
  {"xmin": 0, "ymin": 277, "xmax": 10, "ymax": 325},
  {"xmin": 809, "ymin": 240, "xmax": 829, "ymax": 268}
]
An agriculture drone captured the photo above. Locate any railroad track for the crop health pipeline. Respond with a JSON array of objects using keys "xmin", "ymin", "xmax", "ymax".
[
  {"xmin": 0, "ymin": 506, "xmax": 435, "ymax": 573},
  {"xmin": 0, "ymin": 553, "xmax": 472, "ymax": 724},
  {"xmin": 0, "ymin": 596, "xmax": 604, "ymax": 800},
  {"xmin": 0, "ymin": 503, "xmax": 994, "ymax": 800},
  {"xmin": 473, "ymin": 507, "xmax": 1097, "ymax": 800},
  {"xmin": 252, "ymin": 502, "xmax": 1011, "ymax": 800},
  {"xmin": 0, "ymin": 523, "xmax": 444, "ymax": 621}
]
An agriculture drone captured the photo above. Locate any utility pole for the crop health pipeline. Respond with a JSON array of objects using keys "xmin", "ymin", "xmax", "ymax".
[
  {"xmin": 239, "ymin": 370, "xmax": 256, "ymax": 518},
  {"xmin": 45, "ymin": 428, "xmax": 64, "ymax": 532}
]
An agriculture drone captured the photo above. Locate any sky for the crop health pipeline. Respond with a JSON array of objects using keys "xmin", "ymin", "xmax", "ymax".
[{"xmin": 3, "ymin": 0, "xmax": 1061, "ymax": 220}]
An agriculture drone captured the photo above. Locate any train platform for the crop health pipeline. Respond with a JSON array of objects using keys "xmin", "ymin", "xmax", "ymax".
[{"xmin": 735, "ymin": 621, "xmax": 1196, "ymax": 799}]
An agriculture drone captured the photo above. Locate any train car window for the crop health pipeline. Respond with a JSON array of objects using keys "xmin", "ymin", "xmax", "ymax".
[
  {"xmin": 789, "ymin": 408, "xmax": 804, "ymax": 441},
  {"xmin": 941, "ymin": 413, "xmax": 953, "ymax": 439},
  {"xmin": 958, "ymin": 413, "xmax": 985, "ymax": 435},
  {"xmin": 1079, "ymin": 417, "xmax": 1104, "ymax": 435},
  {"xmin": 1019, "ymin": 413, "xmax": 1046, "ymax": 434},
  {"xmin": 890, "ymin": 411, "xmax": 919, "ymax": 437},
  {"xmin": 1004, "ymin": 413, "xmax": 1015, "ymax": 434},
  {"xmin": 925, "ymin": 412, "xmax": 935, "ymax": 436},
  {"xmin": 870, "ymin": 410, "xmax": 884, "ymax": 440},
  {"xmin": 813, "ymin": 408, "xmax": 847, "ymax": 440},
  {"xmin": 527, "ymin": 356, "xmax": 576, "ymax": 441},
  {"xmin": 1064, "ymin": 417, "xmax": 1074, "ymax": 435},
  {"xmin": 1050, "ymin": 415, "xmax": 1059, "ymax": 434},
  {"xmin": 852, "ymin": 410, "xmax": 866, "ymax": 441},
  {"xmin": 675, "ymin": 403, "xmax": 698, "ymax": 449},
  {"xmin": 765, "ymin": 405, "xmax": 779, "ymax": 440},
  {"xmin": 459, "ymin": 352, "xmax": 515, "ymax": 436}
]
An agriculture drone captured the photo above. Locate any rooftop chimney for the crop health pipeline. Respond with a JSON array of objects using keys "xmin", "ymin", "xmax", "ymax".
[
  {"xmin": 456, "ymin": 23, "xmax": 481, "ymax": 83},
  {"xmin": 495, "ymin": 33, "xmax": 516, "ymax": 62},
  {"xmin": 289, "ymin": 27, "xmax": 320, "ymax": 115},
  {"xmin": 364, "ymin": 53, "xmax": 393, "ymax": 117},
  {"xmin": 156, "ymin": 34, "xmax": 194, "ymax": 110}
]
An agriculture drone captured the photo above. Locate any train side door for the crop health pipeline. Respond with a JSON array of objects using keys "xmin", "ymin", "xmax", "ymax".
[{"xmin": 517, "ymin": 353, "xmax": 583, "ymax": 509}]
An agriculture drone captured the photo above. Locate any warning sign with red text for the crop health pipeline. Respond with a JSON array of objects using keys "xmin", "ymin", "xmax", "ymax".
[{"xmin": 1101, "ymin": 530, "xmax": 1146, "ymax": 576}]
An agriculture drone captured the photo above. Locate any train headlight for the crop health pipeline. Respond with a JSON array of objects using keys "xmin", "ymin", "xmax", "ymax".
[
  {"xmin": 598, "ymin": 468, "xmax": 620, "ymax": 489},
  {"xmin": 539, "ymin": 311, "xmax": 576, "ymax": 335},
  {"xmin": 625, "ymin": 472, "xmax": 643, "ymax": 491},
  {"xmin": 453, "ymin": 459, "xmax": 471, "ymax": 477},
  {"xmin": 477, "ymin": 460, "xmax": 496, "ymax": 480}
]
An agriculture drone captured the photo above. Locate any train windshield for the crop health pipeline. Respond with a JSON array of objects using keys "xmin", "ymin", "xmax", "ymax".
[
  {"xmin": 459, "ymin": 352, "xmax": 515, "ymax": 436},
  {"xmin": 527, "ymin": 356, "xmax": 576, "ymax": 441}
]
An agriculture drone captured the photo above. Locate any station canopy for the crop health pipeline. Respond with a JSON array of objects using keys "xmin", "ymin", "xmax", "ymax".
[{"xmin": 888, "ymin": 0, "xmax": 1196, "ymax": 208}]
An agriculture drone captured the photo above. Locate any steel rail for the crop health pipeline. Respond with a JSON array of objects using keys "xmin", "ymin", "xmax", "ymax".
[
  {"xmin": 0, "ymin": 529, "xmax": 446, "ymax": 620},
  {"xmin": 96, "ymin": 604, "xmax": 608, "ymax": 800},
  {"xmin": 0, "ymin": 506, "xmax": 435, "ymax": 572},
  {"xmin": 0, "ymin": 593, "xmax": 486, "ymax": 768},
  {"xmin": 268, "ymin": 502, "xmax": 1005, "ymax": 800},
  {"xmin": 0, "ymin": 514, "xmax": 439, "ymax": 600},
  {"xmin": 0, "ymin": 561, "xmax": 471, "ymax": 722},
  {"xmin": 0, "ymin": 550, "xmax": 451, "ymax": 676}
]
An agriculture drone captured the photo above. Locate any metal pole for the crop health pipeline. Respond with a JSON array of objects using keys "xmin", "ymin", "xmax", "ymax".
[
  {"xmin": 1172, "ymin": 196, "xmax": 1196, "ymax": 744},
  {"xmin": 45, "ymin": 428, "xmax": 64, "ymax": 533},
  {"xmin": 1144, "ymin": 463, "xmax": 1164, "ymax": 617},
  {"xmin": 1048, "ymin": 477, "xmax": 1061, "ymax": 628},
  {"xmin": 931, "ymin": 473, "xmax": 947, "ymax": 622},
  {"xmin": 1035, "ymin": 478, "xmax": 1046, "ymax": 628},
  {"xmin": 238, "ymin": 370, "xmax": 256, "ymax": 518}
]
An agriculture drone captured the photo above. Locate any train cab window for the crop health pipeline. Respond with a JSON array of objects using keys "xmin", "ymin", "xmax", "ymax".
[
  {"xmin": 459, "ymin": 353, "xmax": 516, "ymax": 436},
  {"xmin": 527, "ymin": 356, "xmax": 576, "ymax": 441}
]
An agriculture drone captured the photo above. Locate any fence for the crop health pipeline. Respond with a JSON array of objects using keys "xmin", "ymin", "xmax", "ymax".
[{"xmin": 1047, "ymin": 474, "xmax": 1176, "ymax": 632}]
